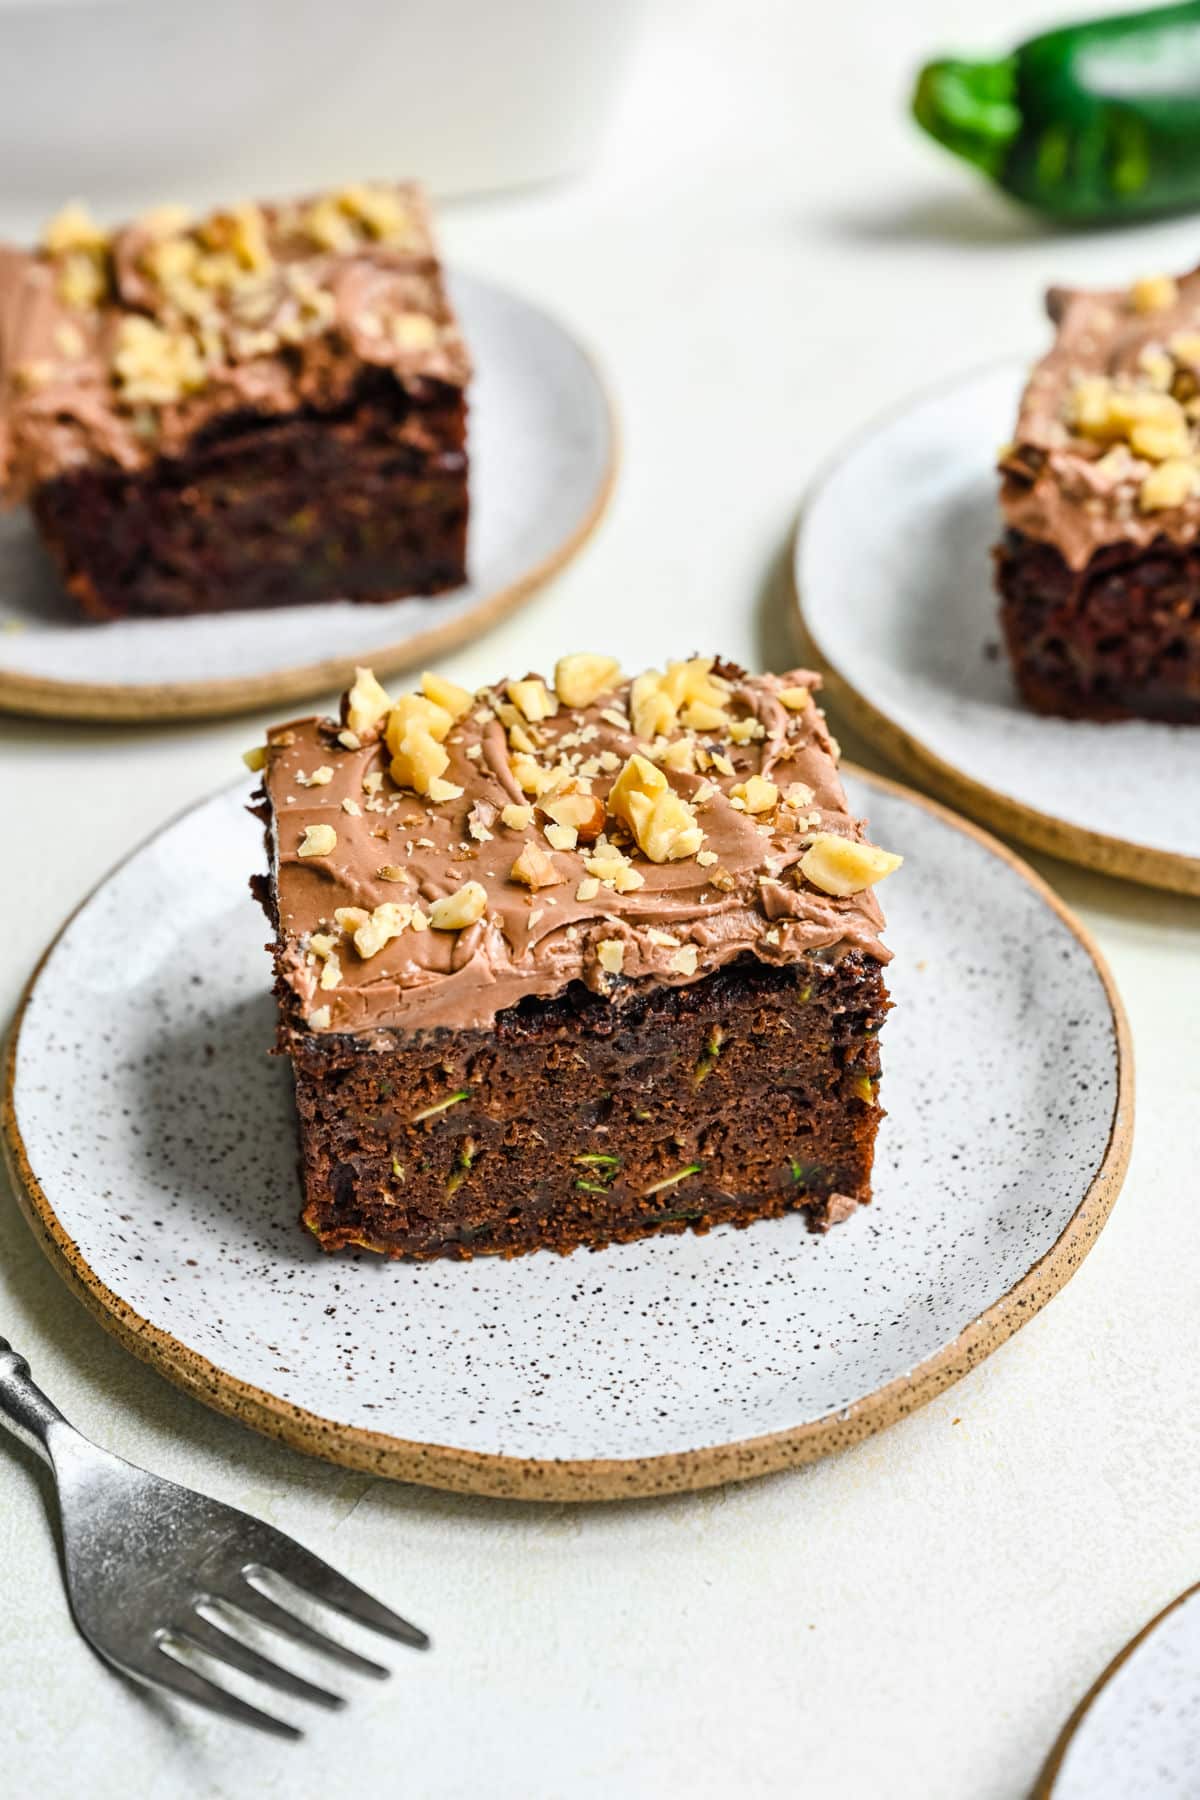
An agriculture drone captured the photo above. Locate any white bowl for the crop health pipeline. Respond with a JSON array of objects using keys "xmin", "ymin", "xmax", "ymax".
[{"xmin": 0, "ymin": 0, "xmax": 643, "ymax": 230}]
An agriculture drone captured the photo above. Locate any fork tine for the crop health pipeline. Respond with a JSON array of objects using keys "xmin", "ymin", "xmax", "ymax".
[
  {"xmin": 179, "ymin": 1611, "xmax": 345, "ymax": 1710},
  {"xmin": 249, "ymin": 1549, "xmax": 430, "ymax": 1648},
  {"xmin": 141, "ymin": 1638, "xmax": 302, "ymax": 1740},
  {"xmin": 220, "ymin": 1579, "xmax": 391, "ymax": 1678}
]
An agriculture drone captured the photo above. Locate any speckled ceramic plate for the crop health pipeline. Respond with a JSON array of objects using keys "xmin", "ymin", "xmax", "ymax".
[
  {"xmin": 1036, "ymin": 1583, "xmax": 1200, "ymax": 1798},
  {"xmin": 0, "ymin": 273, "xmax": 616, "ymax": 723},
  {"xmin": 793, "ymin": 361, "xmax": 1200, "ymax": 896},
  {"xmin": 2, "ymin": 767, "xmax": 1131, "ymax": 1501}
]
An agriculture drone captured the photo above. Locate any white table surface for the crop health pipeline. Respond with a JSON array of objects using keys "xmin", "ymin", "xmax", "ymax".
[{"xmin": 2, "ymin": 3, "xmax": 1199, "ymax": 1795}]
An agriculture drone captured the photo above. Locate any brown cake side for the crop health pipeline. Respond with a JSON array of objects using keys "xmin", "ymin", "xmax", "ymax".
[
  {"xmin": 0, "ymin": 183, "xmax": 470, "ymax": 618},
  {"xmin": 31, "ymin": 373, "xmax": 467, "ymax": 619},
  {"xmin": 995, "ymin": 528, "xmax": 1200, "ymax": 723},
  {"xmin": 254, "ymin": 657, "xmax": 902, "ymax": 1262},
  {"xmin": 997, "ymin": 265, "xmax": 1200, "ymax": 724},
  {"xmin": 281, "ymin": 951, "xmax": 888, "ymax": 1259}
]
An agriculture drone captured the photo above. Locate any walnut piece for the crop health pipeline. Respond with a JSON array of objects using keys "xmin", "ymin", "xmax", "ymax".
[
  {"xmin": 1130, "ymin": 273, "xmax": 1179, "ymax": 314},
  {"xmin": 730, "ymin": 775, "xmax": 778, "ymax": 814},
  {"xmin": 1139, "ymin": 457, "xmax": 1198, "ymax": 512},
  {"xmin": 421, "ymin": 669, "xmax": 473, "ymax": 719},
  {"xmin": 429, "ymin": 881, "xmax": 488, "ymax": 930},
  {"xmin": 345, "ymin": 667, "xmax": 392, "ymax": 738},
  {"xmin": 608, "ymin": 753, "xmax": 704, "ymax": 862},
  {"xmin": 554, "ymin": 653, "xmax": 622, "ymax": 708},
  {"xmin": 799, "ymin": 832, "xmax": 902, "ymax": 895},
  {"xmin": 507, "ymin": 677, "xmax": 558, "ymax": 723},
  {"xmin": 542, "ymin": 787, "xmax": 606, "ymax": 842},
  {"xmin": 112, "ymin": 316, "xmax": 207, "ymax": 405},
  {"xmin": 297, "ymin": 824, "xmax": 337, "ymax": 858},
  {"xmin": 511, "ymin": 843, "xmax": 564, "ymax": 890},
  {"xmin": 353, "ymin": 901, "xmax": 412, "ymax": 959}
]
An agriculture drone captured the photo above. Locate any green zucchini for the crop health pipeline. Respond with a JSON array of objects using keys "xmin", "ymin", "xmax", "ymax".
[{"xmin": 913, "ymin": 2, "xmax": 1200, "ymax": 222}]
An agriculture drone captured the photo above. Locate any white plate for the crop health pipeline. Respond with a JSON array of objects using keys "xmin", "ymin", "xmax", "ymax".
[
  {"xmin": 0, "ymin": 273, "xmax": 615, "ymax": 722},
  {"xmin": 1039, "ymin": 1584, "xmax": 1200, "ymax": 1799},
  {"xmin": 794, "ymin": 361, "xmax": 1200, "ymax": 896},
  {"xmin": 2, "ymin": 768, "xmax": 1131, "ymax": 1501}
]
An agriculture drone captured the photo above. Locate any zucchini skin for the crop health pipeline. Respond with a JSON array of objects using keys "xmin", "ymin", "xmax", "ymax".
[
  {"xmin": 1005, "ymin": 3, "xmax": 1200, "ymax": 220},
  {"xmin": 914, "ymin": 1, "xmax": 1200, "ymax": 222}
]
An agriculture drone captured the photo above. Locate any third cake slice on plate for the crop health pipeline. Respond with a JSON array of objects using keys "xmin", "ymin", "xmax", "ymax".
[{"xmin": 997, "ymin": 264, "xmax": 1200, "ymax": 723}]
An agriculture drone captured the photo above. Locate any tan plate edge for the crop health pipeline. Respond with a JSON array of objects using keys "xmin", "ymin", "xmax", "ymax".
[
  {"xmin": 1032, "ymin": 1579, "xmax": 1200, "ymax": 1797},
  {"xmin": 1, "ymin": 765, "xmax": 1134, "ymax": 1502},
  {"xmin": 0, "ymin": 344, "xmax": 619, "ymax": 725},
  {"xmin": 791, "ymin": 518, "xmax": 1200, "ymax": 898}
]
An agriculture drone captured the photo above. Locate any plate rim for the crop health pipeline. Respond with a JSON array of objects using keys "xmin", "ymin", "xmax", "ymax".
[
  {"xmin": 791, "ymin": 357, "xmax": 1200, "ymax": 899},
  {"xmin": 1, "ymin": 764, "xmax": 1134, "ymax": 1503},
  {"xmin": 0, "ymin": 274, "xmax": 619, "ymax": 725},
  {"xmin": 1032, "ymin": 1579, "xmax": 1200, "ymax": 1798}
]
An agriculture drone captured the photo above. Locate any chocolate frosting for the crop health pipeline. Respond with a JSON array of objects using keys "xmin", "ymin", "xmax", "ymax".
[
  {"xmin": 261, "ymin": 664, "xmax": 893, "ymax": 1037},
  {"xmin": 0, "ymin": 183, "xmax": 469, "ymax": 501},
  {"xmin": 1001, "ymin": 267, "xmax": 1200, "ymax": 569}
]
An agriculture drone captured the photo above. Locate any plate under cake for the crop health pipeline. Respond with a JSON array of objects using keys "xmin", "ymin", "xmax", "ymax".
[
  {"xmin": 253, "ymin": 656, "xmax": 903, "ymax": 1260},
  {"xmin": 3, "ymin": 765, "xmax": 1130, "ymax": 1496}
]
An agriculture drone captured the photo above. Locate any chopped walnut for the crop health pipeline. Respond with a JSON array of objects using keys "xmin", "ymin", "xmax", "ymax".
[
  {"xmin": 353, "ymin": 901, "xmax": 412, "ymax": 958},
  {"xmin": 392, "ymin": 312, "xmax": 439, "ymax": 351},
  {"xmin": 336, "ymin": 182, "xmax": 418, "ymax": 245},
  {"xmin": 345, "ymin": 667, "xmax": 392, "ymax": 738},
  {"xmin": 658, "ymin": 737, "xmax": 696, "ymax": 774},
  {"xmin": 597, "ymin": 939, "xmax": 625, "ymax": 975},
  {"xmin": 584, "ymin": 846, "xmax": 645, "ymax": 893},
  {"xmin": 112, "ymin": 316, "xmax": 207, "ymax": 405},
  {"xmin": 42, "ymin": 201, "xmax": 108, "ymax": 256},
  {"xmin": 730, "ymin": 775, "xmax": 778, "ymax": 814},
  {"xmin": 429, "ymin": 881, "xmax": 488, "ymax": 930},
  {"xmin": 297, "ymin": 824, "xmax": 337, "ymax": 857},
  {"xmin": 1130, "ymin": 273, "xmax": 1179, "ymax": 314},
  {"xmin": 427, "ymin": 777, "xmax": 464, "ymax": 804},
  {"xmin": 554, "ymin": 653, "xmax": 622, "ymax": 708},
  {"xmin": 799, "ymin": 832, "xmax": 902, "ymax": 895},
  {"xmin": 1067, "ymin": 376, "xmax": 1192, "ymax": 462},
  {"xmin": 777, "ymin": 686, "xmax": 811, "ymax": 711},
  {"xmin": 421, "ymin": 669, "xmax": 473, "ymax": 719},
  {"xmin": 1139, "ymin": 457, "xmax": 1198, "ymax": 511},
  {"xmin": 511, "ymin": 843, "xmax": 564, "ymax": 889},
  {"xmin": 507, "ymin": 677, "xmax": 558, "ymax": 723},
  {"xmin": 608, "ymin": 753, "xmax": 704, "ymax": 862},
  {"xmin": 542, "ymin": 787, "xmax": 606, "ymax": 842}
]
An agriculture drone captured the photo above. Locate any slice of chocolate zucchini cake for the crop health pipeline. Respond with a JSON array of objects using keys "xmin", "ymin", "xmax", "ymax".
[
  {"xmin": 997, "ymin": 265, "xmax": 1200, "ymax": 722},
  {"xmin": 0, "ymin": 182, "xmax": 469, "ymax": 619},
  {"xmin": 251, "ymin": 655, "xmax": 901, "ymax": 1261}
]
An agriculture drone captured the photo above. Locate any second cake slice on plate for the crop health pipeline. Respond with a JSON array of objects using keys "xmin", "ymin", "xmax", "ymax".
[{"xmin": 252, "ymin": 655, "xmax": 901, "ymax": 1260}]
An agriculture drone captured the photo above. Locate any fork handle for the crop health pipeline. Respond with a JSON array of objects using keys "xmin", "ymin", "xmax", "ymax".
[{"xmin": 0, "ymin": 1337, "xmax": 70, "ymax": 1467}]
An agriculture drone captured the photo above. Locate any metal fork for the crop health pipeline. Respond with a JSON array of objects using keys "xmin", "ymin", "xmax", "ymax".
[{"xmin": 0, "ymin": 1336, "xmax": 429, "ymax": 1739}]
